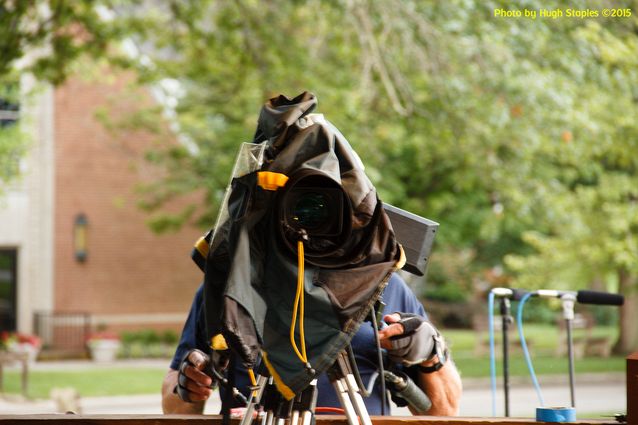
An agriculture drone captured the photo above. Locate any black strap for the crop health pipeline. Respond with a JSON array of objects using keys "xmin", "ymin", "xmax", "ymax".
[
  {"xmin": 418, "ymin": 347, "xmax": 449, "ymax": 374},
  {"xmin": 418, "ymin": 361, "xmax": 444, "ymax": 374},
  {"xmin": 370, "ymin": 302, "xmax": 387, "ymax": 415}
]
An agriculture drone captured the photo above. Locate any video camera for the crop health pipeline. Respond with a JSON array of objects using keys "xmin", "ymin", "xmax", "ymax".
[{"xmin": 192, "ymin": 92, "xmax": 438, "ymax": 421}]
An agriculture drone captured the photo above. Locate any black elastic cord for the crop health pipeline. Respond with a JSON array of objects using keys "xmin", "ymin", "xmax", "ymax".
[
  {"xmin": 221, "ymin": 355, "xmax": 235, "ymax": 425},
  {"xmin": 346, "ymin": 343, "xmax": 369, "ymax": 397},
  {"xmin": 370, "ymin": 303, "xmax": 387, "ymax": 415}
]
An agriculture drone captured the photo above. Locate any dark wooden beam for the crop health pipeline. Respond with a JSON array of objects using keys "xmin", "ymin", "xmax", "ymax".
[{"xmin": 0, "ymin": 415, "xmax": 616, "ymax": 425}]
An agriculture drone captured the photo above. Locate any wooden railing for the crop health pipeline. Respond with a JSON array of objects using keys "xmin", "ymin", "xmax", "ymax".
[
  {"xmin": 0, "ymin": 414, "xmax": 618, "ymax": 425},
  {"xmin": 0, "ymin": 415, "xmax": 618, "ymax": 425},
  {"xmin": 1, "ymin": 352, "xmax": 635, "ymax": 425}
]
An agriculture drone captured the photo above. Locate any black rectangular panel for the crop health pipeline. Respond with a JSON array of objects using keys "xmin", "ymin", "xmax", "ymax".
[{"xmin": 383, "ymin": 203, "xmax": 438, "ymax": 276}]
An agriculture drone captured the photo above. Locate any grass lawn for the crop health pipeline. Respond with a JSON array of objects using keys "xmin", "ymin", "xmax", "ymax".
[
  {"xmin": 1, "ymin": 325, "xmax": 625, "ymax": 399},
  {"xmin": 2, "ymin": 367, "xmax": 167, "ymax": 399},
  {"xmin": 445, "ymin": 324, "xmax": 625, "ymax": 378},
  {"xmin": 453, "ymin": 353, "xmax": 625, "ymax": 378}
]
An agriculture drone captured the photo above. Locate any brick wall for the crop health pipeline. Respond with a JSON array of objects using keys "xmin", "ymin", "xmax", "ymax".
[{"xmin": 53, "ymin": 71, "xmax": 203, "ymax": 331}]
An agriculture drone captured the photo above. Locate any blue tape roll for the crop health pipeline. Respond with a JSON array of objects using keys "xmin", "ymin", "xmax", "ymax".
[{"xmin": 536, "ymin": 407, "xmax": 576, "ymax": 423}]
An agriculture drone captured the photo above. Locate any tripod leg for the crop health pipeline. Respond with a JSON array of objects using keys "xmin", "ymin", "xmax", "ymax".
[
  {"xmin": 262, "ymin": 377, "xmax": 282, "ymax": 425},
  {"xmin": 291, "ymin": 379, "xmax": 317, "ymax": 425},
  {"xmin": 332, "ymin": 378, "xmax": 360, "ymax": 425},
  {"xmin": 240, "ymin": 374, "xmax": 268, "ymax": 425},
  {"xmin": 290, "ymin": 409, "xmax": 300, "ymax": 425},
  {"xmin": 300, "ymin": 410, "xmax": 313, "ymax": 425},
  {"xmin": 265, "ymin": 411, "xmax": 274, "ymax": 425},
  {"xmin": 275, "ymin": 399, "xmax": 293, "ymax": 425},
  {"xmin": 345, "ymin": 374, "xmax": 373, "ymax": 425}
]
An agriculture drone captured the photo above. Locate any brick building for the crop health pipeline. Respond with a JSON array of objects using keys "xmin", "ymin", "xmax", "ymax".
[{"xmin": 0, "ymin": 71, "xmax": 203, "ymax": 351}]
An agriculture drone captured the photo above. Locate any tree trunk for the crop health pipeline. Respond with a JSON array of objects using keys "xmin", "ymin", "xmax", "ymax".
[{"xmin": 613, "ymin": 267, "xmax": 638, "ymax": 355}]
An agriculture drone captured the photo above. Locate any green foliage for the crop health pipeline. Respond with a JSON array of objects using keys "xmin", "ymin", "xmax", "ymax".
[
  {"xmin": 123, "ymin": 0, "xmax": 635, "ymax": 258},
  {"xmin": 3, "ymin": 1, "xmax": 637, "ymax": 345},
  {"xmin": 0, "ymin": 121, "xmax": 26, "ymax": 196},
  {"xmin": 0, "ymin": 0, "xmax": 136, "ymax": 84},
  {"xmin": 0, "ymin": 79, "xmax": 25, "ymax": 194},
  {"xmin": 510, "ymin": 300, "xmax": 559, "ymax": 325},
  {"xmin": 423, "ymin": 281, "xmax": 468, "ymax": 303},
  {"xmin": 119, "ymin": 329, "xmax": 179, "ymax": 359},
  {"xmin": 115, "ymin": 1, "xmax": 637, "ymax": 346},
  {"xmin": 0, "ymin": 1, "xmax": 138, "ymax": 191},
  {"xmin": 161, "ymin": 329, "xmax": 179, "ymax": 345}
]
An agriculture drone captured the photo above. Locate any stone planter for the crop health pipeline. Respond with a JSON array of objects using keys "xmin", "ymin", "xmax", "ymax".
[
  {"xmin": 9, "ymin": 343, "xmax": 41, "ymax": 364},
  {"xmin": 88, "ymin": 339, "xmax": 121, "ymax": 362}
]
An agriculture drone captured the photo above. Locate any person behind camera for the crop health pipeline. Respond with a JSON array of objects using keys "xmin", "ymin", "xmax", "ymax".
[{"xmin": 161, "ymin": 272, "xmax": 462, "ymax": 416}]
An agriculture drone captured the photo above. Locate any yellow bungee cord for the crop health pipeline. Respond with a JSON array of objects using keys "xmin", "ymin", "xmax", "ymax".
[{"xmin": 290, "ymin": 240, "xmax": 308, "ymax": 366}]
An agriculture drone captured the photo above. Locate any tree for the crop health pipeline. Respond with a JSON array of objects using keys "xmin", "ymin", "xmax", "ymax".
[
  {"xmin": 0, "ymin": 0, "xmax": 137, "ymax": 192},
  {"xmin": 0, "ymin": 0, "xmax": 135, "ymax": 84},
  {"xmin": 90, "ymin": 0, "xmax": 638, "ymax": 348},
  {"xmin": 505, "ymin": 20, "xmax": 638, "ymax": 353}
]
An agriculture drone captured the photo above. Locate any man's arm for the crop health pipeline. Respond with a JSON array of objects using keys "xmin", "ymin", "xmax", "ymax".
[
  {"xmin": 379, "ymin": 313, "xmax": 462, "ymax": 416},
  {"xmin": 162, "ymin": 350, "xmax": 213, "ymax": 414},
  {"xmin": 415, "ymin": 354, "xmax": 462, "ymax": 415}
]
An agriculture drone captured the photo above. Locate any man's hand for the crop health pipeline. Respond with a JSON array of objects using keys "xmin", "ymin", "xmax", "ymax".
[
  {"xmin": 378, "ymin": 312, "xmax": 462, "ymax": 416},
  {"xmin": 162, "ymin": 349, "xmax": 215, "ymax": 414},
  {"xmin": 175, "ymin": 349, "xmax": 213, "ymax": 403},
  {"xmin": 377, "ymin": 312, "xmax": 440, "ymax": 366},
  {"xmin": 175, "ymin": 349, "xmax": 215, "ymax": 402}
]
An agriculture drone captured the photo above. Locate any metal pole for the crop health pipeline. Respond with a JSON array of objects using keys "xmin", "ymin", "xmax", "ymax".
[
  {"xmin": 566, "ymin": 318, "xmax": 576, "ymax": 407},
  {"xmin": 500, "ymin": 297, "xmax": 512, "ymax": 417},
  {"xmin": 561, "ymin": 294, "xmax": 577, "ymax": 408}
]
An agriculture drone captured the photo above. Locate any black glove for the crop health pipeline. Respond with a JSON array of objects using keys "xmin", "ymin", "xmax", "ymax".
[
  {"xmin": 386, "ymin": 312, "xmax": 446, "ymax": 366},
  {"xmin": 175, "ymin": 349, "xmax": 214, "ymax": 403}
]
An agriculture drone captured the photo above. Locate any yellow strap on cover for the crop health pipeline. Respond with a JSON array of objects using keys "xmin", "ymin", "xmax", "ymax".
[
  {"xmin": 257, "ymin": 171, "xmax": 289, "ymax": 190},
  {"xmin": 261, "ymin": 351, "xmax": 295, "ymax": 400},
  {"xmin": 211, "ymin": 334, "xmax": 228, "ymax": 350},
  {"xmin": 290, "ymin": 240, "xmax": 308, "ymax": 364},
  {"xmin": 394, "ymin": 244, "xmax": 406, "ymax": 271},
  {"xmin": 194, "ymin": 235, "xmax": 210, "ymax": 258}
]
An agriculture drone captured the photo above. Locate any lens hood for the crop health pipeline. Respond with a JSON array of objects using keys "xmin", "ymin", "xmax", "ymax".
[{"xmin": 277, "ymin": 169, "xmax": 352, "ymax": 263}]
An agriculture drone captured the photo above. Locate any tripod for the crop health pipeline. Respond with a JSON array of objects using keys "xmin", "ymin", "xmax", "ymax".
[{"xmin": 239, "ymin": 350, "xmax": 372, "ymax": 425}]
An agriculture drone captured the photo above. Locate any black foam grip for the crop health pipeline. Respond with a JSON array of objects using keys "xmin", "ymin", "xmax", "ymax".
[{"xmin": 577, "ymin": 290, "xmax": 624, "ymax": 306}]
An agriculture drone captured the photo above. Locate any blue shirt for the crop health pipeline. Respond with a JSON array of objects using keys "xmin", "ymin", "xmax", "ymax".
[{"xmin": 171, "ymin": 273, "xmax": 427, "ymax": 415}]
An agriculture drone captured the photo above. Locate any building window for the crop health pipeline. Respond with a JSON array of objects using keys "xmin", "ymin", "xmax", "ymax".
[
  {"xmin": 0, "ymin": 84, "xmax": 20, "ymax": 127},
  {"xmin": 0, "ymin": 249, "xmax": 18, "ymax": 332}
]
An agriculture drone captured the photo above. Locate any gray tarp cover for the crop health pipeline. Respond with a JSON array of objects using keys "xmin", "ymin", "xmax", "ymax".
[{"xmin": 203, "ymin": 92, "xmax": 401, "ymax": 398}]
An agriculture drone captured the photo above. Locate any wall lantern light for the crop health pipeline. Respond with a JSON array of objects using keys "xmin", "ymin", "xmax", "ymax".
[{"xmin": 74, "ymin": 213, "xmax": 88, "ymax": 262}]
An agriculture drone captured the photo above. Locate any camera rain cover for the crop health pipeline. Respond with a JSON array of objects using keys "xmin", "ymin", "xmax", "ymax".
[{"xmin": 202, "ymin": 92, "xmax": 403, "ymax": 398}]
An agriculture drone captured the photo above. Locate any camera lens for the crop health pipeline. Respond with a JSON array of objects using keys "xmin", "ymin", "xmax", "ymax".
[{"xmin": 291, "ymin": 192, "xmax": 329, "ymax": 230}]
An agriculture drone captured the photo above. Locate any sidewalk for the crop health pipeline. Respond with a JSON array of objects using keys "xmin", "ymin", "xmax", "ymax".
[{"xmin": 0, "ymin": 359, "xmax": 626, "ymax": 418}]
